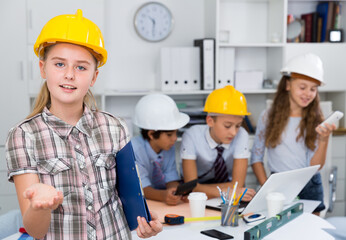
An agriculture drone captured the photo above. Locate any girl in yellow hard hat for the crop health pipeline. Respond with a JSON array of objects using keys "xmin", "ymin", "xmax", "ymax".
[
  {"xmin": 250, "ymin": 53, "xmax": 336, "ymax": 215},
  {"xmin": 181, "ymin": 85, "xmax": 256, "ymax": 201},
  {"xmin": 6, "ymin": 10, "xmax": 162, "ymax": 239}
]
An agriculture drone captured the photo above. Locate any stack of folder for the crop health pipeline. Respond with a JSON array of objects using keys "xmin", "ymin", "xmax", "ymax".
[{"xmin": 159, "ymin": 47, "xmax": 200, "ymax": 91}]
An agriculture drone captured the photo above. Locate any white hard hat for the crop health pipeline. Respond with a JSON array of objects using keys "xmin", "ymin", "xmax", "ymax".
[
  {"xmin": 133, "ymin": 93, "xmax": 190, "ymax": 131},
  {"xmin": 280, "ymin": 53, "xmax": 324, "ymax": 85}
]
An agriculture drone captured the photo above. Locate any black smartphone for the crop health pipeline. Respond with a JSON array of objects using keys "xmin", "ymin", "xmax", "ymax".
[
  {"xmin": 174, "ymin": 179, "xmax": 198, "ymax": 196},
  {"xmin": 200, "ymin": 229, "xmax": 234, "ymax": 239}
]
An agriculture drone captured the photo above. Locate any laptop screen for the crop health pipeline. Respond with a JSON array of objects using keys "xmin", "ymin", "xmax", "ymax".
[{"xmin": 242, "ymin": 165, "xmax": 319, "ymax": 215}]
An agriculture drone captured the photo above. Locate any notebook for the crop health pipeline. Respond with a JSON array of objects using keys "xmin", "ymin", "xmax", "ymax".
[
  {"xmin": 242, "ymin": 165, "xmax": 320, "ymax": 215},
  {"xmin": 116, "ymin": 141, "xmax": 151, "ymax": 230}
]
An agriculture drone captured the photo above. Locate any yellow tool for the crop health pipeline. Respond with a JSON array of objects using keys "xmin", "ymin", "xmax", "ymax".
[{"xmin": 164, "ymin": 214, "xmax": 221, "ymax": 225}]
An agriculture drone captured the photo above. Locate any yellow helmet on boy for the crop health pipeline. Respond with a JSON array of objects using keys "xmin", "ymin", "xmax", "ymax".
[
  {"xmin": 203, "ymin": 85, "xmax": 251, "ymax": 116},
  {"xmin": 33, "ymin": 9, "xmax": 107, "ymax": 67}
]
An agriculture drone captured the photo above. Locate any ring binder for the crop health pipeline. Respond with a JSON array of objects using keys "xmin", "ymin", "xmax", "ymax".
[
  {"xmin": 194, "ymin": 38, "xmax": 215, "ymax": 90},
  {"xmin": 116, "ymin": 141, "xmax": 152, "ymax": 230}
]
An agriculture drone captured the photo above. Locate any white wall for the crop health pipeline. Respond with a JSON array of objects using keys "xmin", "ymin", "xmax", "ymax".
[{"xmin": 102, "ymin": 0, "xmax": 206, "ymax": 92}]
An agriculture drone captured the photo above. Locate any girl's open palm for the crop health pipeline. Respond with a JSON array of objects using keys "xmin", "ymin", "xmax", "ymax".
[{"xmin": 23, "ymin": 183, "xmax": 63, "ymax": 211}]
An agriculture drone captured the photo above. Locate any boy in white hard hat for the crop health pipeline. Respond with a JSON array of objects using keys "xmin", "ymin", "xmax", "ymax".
[
  {"xmin": 181, "ymin": 86, "xmax": 256, "ymax": 201},
  {"xmin": 132, "ymin": 93, "xmax": 190, "ymax": 205}
]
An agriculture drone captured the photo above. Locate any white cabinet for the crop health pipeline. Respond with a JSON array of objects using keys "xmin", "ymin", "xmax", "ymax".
[
  {"xmin": 216, "ymin": 0, "xmax": 285, "ymax": 87},
  {"xmin": 218, "ymin": 0, "xmax": 286, "ymax": 44},
  {"xmin": 0, "ymin": 1, "xmax": 30, "ymax": 145},
  {"xmin": 0, "ymin": 146, "xmax": 19, "ymax": 215},
  {"xmin": 214, "ymin": 0, "xmax": 346, "ymax": 84},
  {"xmin": 326, "ymin": 135, "xmax": 346, "ymax": 217},
  {"xmin": 0, "ymin": 0, "xmax": 28, "ymax": 215}
]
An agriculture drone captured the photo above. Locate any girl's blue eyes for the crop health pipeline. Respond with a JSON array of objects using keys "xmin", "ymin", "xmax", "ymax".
[
  {"xmin": 77, "ymin": 66, "xmax": 86, "ymax": 70},
  {"xmin": 55, "ymin": 63, "xmax": 86, "ymax": 70}
]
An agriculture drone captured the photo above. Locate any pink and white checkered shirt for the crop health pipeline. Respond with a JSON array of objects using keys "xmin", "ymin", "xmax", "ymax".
[{"xmin": 6, "ymin": 107, "xmax": 132, "ymax": 240}]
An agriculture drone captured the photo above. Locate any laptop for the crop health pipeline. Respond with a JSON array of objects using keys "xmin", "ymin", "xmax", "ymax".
[{"xmin": 242, "ymin": 165, "xmax": 320, "ymax": 215}]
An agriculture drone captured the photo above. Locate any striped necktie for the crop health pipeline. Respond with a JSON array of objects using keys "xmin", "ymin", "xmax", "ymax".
[
  {"xmin": 214, "ymin": 146, "xmax": 229, "ymax": 183},
  {"xmin": 152, "ymin": 156, "xmax": 166, "ymax": 189}
]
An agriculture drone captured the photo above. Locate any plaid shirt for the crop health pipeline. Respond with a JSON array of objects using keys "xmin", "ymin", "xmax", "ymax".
[{"xmin": 6, "ymin": 107, "xmax": 132, "ymax": 240}]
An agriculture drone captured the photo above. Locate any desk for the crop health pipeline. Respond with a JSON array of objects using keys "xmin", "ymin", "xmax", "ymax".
[
  {"xmin": 145, "ymin": 199, "xmax": 220, "ymax": 223},
  {"xmin": 4, "ymin": 200, "xmax": 336, "ymax": 240},
  {"xmin": 132, "ymin": 199, "xmax": 336, "ymax": 240}
]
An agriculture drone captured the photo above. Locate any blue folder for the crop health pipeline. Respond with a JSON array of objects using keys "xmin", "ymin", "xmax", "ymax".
[{"xmin": 116, "ymin": 141, "xmax": 151, "ymax": 231}]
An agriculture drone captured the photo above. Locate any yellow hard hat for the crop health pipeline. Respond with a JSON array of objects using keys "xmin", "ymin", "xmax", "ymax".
[
  {"xmin": 203, "ymin": 85, "xmax": 251, "ymax": 116},
  {"xmin": 34, "ymin": 9, "xmax": 107, "ymax": 67}
]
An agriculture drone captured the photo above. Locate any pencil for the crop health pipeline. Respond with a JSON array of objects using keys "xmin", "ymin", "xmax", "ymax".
[{"xmin": 234, "ymin": 188, "xmax": 248, "ymax": 205}]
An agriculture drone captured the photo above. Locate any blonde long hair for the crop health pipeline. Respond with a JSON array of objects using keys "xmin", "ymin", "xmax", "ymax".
[
  {"xmin": 265, "ymin": 76, "xmax": 323, "ymax": 151},
  {"xmin": 26, "ymin": 44, "xmax": 99, "ymax": 119}
]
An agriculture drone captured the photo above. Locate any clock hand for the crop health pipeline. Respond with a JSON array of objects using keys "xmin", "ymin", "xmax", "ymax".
[
  {"xmin": 148, "ymin": 16, "xmax": 156, "ymax": 37},
  {"xmin": 148, "ymin": 16, "xmax": 155, "ymax": 25}
]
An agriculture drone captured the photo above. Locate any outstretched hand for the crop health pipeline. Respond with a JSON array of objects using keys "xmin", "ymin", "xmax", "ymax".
[
  {"xmin": 23, "ymin": 183, "xmax": 63, "ymax": 211},
  {"xmin": 136, "ymin": 211, "xmax": 162, "ymax": 238}
]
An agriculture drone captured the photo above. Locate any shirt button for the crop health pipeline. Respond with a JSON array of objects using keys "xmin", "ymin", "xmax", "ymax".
[
  {"xmin": 79, "ymin": 163, "xmax": 84, "ymax": 169},
  {"xmin": 76, "ymin": 145, "xmax": 80, "ymax": 149},
  {"xmin": 88, "ymin": 205, "xmax": 93, "ymax": 211}
]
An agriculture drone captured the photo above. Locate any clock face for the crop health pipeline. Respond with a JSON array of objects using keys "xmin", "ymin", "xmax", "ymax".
[{"xmin": 134, "ymin": 2, "xmax": 173, "ymax": 42}]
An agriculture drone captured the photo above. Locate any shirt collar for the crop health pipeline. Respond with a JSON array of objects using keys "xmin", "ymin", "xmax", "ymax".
[
  {"xmin": 205, "ymin": 127, "xmax": 230, "ymax": 150},
  {"xmin": 144, "ymin": 139, "xmax": 163, "ymax": 162},
  {"xmin": 42, "ymin": 106, "xmax": 94, "ymax": 139}
]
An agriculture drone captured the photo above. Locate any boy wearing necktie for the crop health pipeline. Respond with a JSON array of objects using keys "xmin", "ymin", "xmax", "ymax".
[{"xmin": 181, "ymin": 86, "xmax": 255, "ymax": 200}]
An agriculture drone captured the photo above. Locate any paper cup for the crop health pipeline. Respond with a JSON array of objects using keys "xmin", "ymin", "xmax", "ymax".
[
  {"xmin": 188, "ymin": 192, "xmax": 208, "ymax": 218},
  {"xmin": 266, "ymin": 192, "xmax": 286, "ymax": 218}
]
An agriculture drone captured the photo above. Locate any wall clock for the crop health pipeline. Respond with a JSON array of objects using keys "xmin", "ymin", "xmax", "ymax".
[{"xmin": 134, "ymin": 2, "xmax": 174, "ymax": 42}]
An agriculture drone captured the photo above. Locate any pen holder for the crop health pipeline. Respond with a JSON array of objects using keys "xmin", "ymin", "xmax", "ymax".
[{"xmin": 221, "ymin": 203, "xmax": 239, "ymax": 227}]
